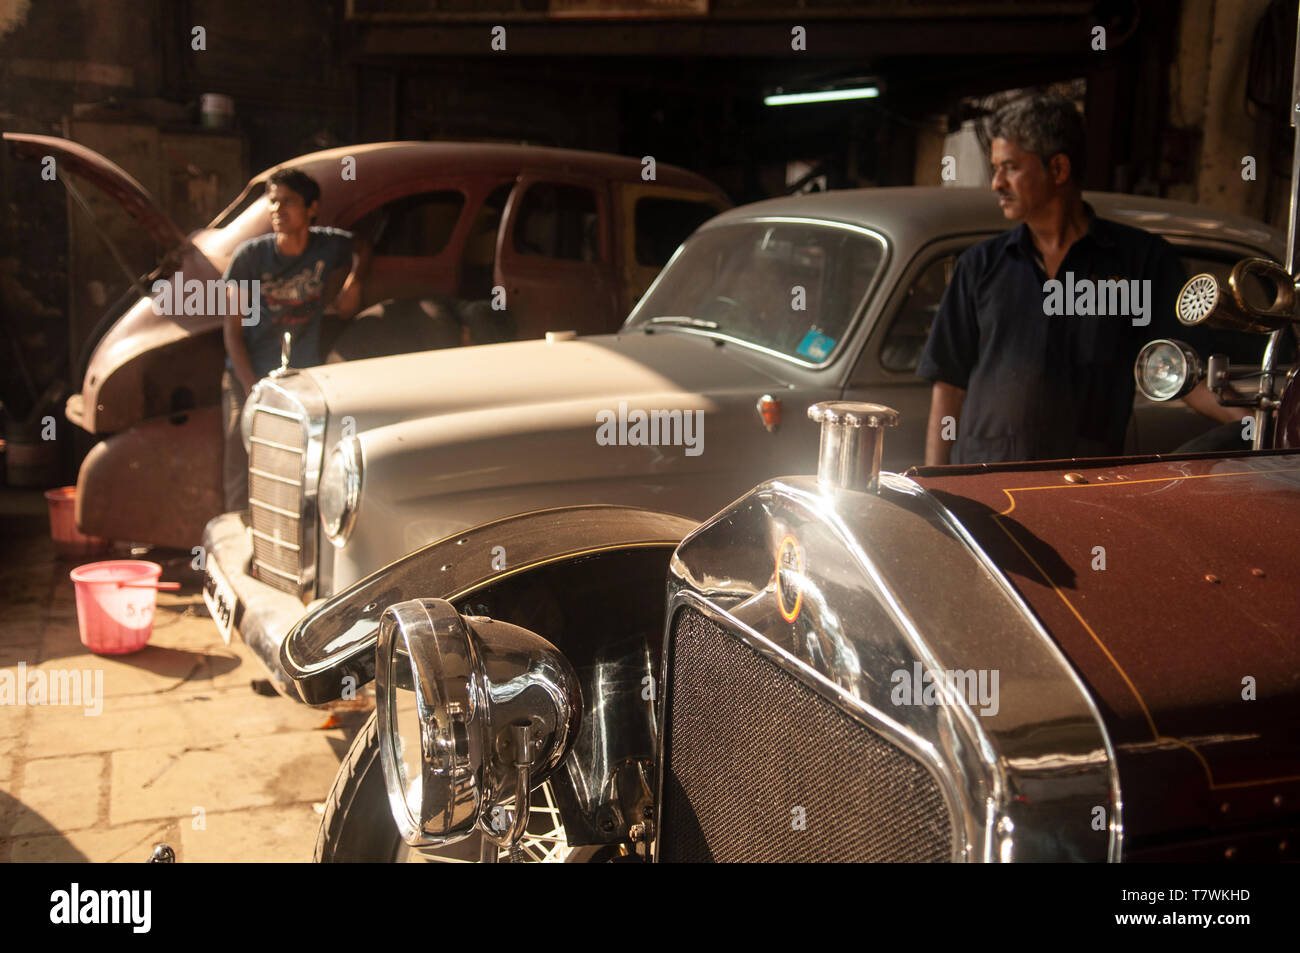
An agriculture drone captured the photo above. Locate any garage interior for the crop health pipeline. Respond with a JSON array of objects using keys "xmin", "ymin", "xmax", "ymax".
[
  {"xmin": 0, "ymin": 0, "xmax": 1297, "ymax": 865},
  {"xmin": 2, "ymin": 1, "xmax": 1294, "ymax": 486}
]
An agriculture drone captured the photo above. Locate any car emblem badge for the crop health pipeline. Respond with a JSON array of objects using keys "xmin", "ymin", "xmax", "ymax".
[{"xmin": 775, "ymin": 534, "xmax": 804, "ymax": 623}]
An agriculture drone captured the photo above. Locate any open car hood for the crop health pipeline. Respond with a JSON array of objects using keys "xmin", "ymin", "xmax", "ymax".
[
  {"xmin": 6, "ymin": 133, "xmax": 230, "ymax": 435},
  {"xmin": 4, "ymin": 132, "xmax": 188, "ymax": 253}
]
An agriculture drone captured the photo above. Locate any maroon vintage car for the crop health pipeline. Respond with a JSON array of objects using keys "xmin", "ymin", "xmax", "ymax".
[
  {"xmin": 275, "ymin": 265, "xmax": 1299, "ymax": 862},
  {"xmin": 4, "ymin": 133, "xmax": 729, "ymax": 548}
]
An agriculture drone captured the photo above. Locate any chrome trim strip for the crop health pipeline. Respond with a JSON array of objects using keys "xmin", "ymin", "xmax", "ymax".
[
  {"xmin": 622, "ymin": 216, "xmax": 892, "ymax": 371},
  {"xmin": 249, "ymin": 467, "xmax": 303, "ymax": 487},
  {"xmin": 250, "ymin": 528, "xmax": 302, "ymax": 552},
  {"xmin": 248, "ymin": 498, "xmax": 302, "ymax": 520},
  {"xmin": 251, "ymin": 561, "xmax": 303, "ymax": 583},
  {"xmin": 251, "ymin": 405, "xmax": 305, "ymax": 421},
  {"xmin": 249, "ymin": 435, "xmax": 306, "ymax": 454}
]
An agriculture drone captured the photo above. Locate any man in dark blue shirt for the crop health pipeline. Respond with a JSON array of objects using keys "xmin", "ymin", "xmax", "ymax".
[
  {"xmin": 918, "ymin": 95, "xmax": 1243, "ymax": 465},
  {"xmin": 220, "ymin": 168, "xmax": 370, "ymax": 510}
]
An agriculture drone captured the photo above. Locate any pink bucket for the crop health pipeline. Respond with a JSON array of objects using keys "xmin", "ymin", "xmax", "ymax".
[
  {"xmin": 69, "ymin": 560, "xmax": 165, "ymax": 655},
  {"xmin": 44, "ymin": 486, "xmax": 111, "ymax": 558}
]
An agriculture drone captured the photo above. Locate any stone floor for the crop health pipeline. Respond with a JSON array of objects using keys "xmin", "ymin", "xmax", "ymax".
[{"xmin": 0, "ymin": 487, "xmax": 365, "ymax": 862}]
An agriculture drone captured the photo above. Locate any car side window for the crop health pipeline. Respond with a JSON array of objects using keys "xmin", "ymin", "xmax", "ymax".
[
  {"xmin": 634, "ymin": 197, "xmax": 718, "ymax": 267},
  {"xmin": 879, "ymin": 253, "xmax": 957, "ymax": 373},
  {"xmin": 351, "ymin": 190, "xmax": 465, "ymax": 257},
  {"xmin": 452, "ymin": 182, "xmax": 514, "ymax": 300},
  {"xmin": 513, "ymin": 183, "xmax": 599, "ymax": 262},
  {"xmin": 872, "ymin": 244, "xmax": 1271, "ymax": 379}
]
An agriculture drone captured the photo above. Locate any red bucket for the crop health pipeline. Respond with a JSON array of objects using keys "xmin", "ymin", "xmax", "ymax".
[
  {"xmin": 69, "ymin": 560, "xmax": 166, "ymax": 655},
  {"xmin": 44, "ymin": 486, "xmax": 111, "ymax": 558}
]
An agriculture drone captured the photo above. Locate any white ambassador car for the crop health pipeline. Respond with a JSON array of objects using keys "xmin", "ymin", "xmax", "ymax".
[{"xmin": 201, "ymin": 186, "xmax": 1281, "ymax": 698}]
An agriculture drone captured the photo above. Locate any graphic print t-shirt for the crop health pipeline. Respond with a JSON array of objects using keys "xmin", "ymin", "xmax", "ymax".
[{"xmin": 223, "ymin": 226, "xmax": 354, "ymax": 378}]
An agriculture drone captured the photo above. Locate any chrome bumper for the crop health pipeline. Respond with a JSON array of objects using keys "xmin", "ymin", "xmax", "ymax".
[{"xmin": 202, "ymin": 512, "xmax": 318, "ymax": 703}]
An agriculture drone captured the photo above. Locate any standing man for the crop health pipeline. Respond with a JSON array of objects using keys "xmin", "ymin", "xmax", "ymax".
[
  {"xmin": 221, "ymin": 168, "xmax": 370, "ymax": 511},
  {"xmin": 918, "ymin": 94, "xmax": 1244, "ymax": 466}
]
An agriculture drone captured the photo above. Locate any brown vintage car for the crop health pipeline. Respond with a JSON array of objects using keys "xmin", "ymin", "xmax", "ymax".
[{"xmin": 4, "ymin": 133, "xmax": 728, "ymax": 548}]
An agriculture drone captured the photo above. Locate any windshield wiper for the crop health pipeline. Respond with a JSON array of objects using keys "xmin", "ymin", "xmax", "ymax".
[{"xmin": 644, "ymin": 316, "xmax": 720, "ymax": 330}]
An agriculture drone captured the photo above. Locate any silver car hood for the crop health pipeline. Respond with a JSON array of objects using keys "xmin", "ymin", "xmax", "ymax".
[
  {"xmin": 305, "ymin": 330, "xmax": 790, "ymax": 430},
  {"xmin": 311, "ymin": 331, "xmax": 822, "ymax": 590}
]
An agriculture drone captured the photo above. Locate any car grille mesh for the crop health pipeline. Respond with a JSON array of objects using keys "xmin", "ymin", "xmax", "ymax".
[
  {"xmin": 660, "ymin": 607, "xmax": 953, "ymax": 863},
  {"xmin": 248, "ymin": 406, "xmax": 306, "ymax": 596}
]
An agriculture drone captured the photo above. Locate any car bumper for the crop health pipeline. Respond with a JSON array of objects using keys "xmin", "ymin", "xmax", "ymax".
[
  {"xmin": 202, "ymin": 512, "xmax": 309, "ymax": 699},
  {"xmin": 202, "ymin": 512, "xmax": 374, "ymax": 711}
]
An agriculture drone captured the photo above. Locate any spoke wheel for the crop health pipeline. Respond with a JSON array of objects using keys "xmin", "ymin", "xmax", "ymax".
[
  {"xmin": 397, "ymin": 780, "xmax": 572, "ymax": 864},
  {"xmin": 319, "ymin": 711, "xmax": 605, "ymax": 863}
]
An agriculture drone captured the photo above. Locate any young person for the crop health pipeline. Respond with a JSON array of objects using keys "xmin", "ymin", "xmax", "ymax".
[{"xmin": 220, "ymin": 168, "xmax": 370, "ymax": 511}]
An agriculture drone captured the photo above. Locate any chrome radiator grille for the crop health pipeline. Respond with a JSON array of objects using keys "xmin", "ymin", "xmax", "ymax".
[
  {"xmin": 659, "ymin": 607, "xmax": 953, "ymax": 863},
  {"xmin": 248, "ymin": 405, "xmax": 307, "ymax": 596}
]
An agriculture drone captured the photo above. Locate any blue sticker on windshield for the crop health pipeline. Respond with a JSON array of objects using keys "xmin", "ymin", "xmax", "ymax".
[{"xmin": 796, "ymin": 330, "xmax": 836, "ymax": 362}]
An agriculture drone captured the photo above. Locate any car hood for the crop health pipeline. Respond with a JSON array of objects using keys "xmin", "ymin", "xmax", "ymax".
[
  {"xmin": 912, "ymin": 450, "xmax": 1300, "ymax": 851},
  {"xmin": 5, "ymin": 133, "xmax": 188, "ymax": 253},
  {"xmin": 312, "ymin": 330, "xmax": 821, "ymax": 590},
  {"xmin": 6, "ymin": 134, "xmax": 234, "ymax": 434},
  {"xmin": 303, "ymin": 330, "xmax": 793, "ymax": 431}
]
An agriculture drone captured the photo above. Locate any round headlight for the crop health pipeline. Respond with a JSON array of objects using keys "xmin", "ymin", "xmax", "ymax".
[
  {"xmin": 1134, "ymin": 338, "xmax": 1203, "ymax": 402},
  {"xmin": 318, "ymin": 439, "xmax": 361, "ymax": 544},
  {"xmin": 376, "ymin": 598, "xmax": 581, "ymax": 849}
]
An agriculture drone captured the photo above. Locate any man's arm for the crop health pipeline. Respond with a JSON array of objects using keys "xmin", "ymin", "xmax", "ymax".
[
  {"xmin": 1183, "ymin": 380, "xmax": 1250, "ymax": 424},
  {"xmin": 333, "ymin": 235, "xmax": 372, "ymax": 318},
  {"xmin": 916, "ymin": 251, "xmax": 980, "ymax": 467},
  {"xmin": 925, "ymin": 381, "xmax": 965, "ymax": 466},
  {"xmin": 224, "ymin": 284, "xmax": 257, "ymax": 394}
]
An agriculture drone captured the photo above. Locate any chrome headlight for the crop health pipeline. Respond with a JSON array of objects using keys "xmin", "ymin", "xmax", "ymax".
[
  {"xmin": 1134, "ymin": 338, "xmax": 1204, "ymax": 402},
  {"xmin": 318, "ymin": 439, "xmax": 361, "ymax": 545},
  {"xmin": 376, "ymin": 598, "xmax": 581, "ymax": 848}
]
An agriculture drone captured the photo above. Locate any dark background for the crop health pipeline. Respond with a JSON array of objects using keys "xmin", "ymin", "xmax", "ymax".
[{"xmin": 1, "ymin": 0, "xmax": 1294, "ymax": 483}]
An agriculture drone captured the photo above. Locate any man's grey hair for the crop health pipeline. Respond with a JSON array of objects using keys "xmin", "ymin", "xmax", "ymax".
[{"xmin": 988, "ymin": 94, "xmax": 1086, "ymax": 183}]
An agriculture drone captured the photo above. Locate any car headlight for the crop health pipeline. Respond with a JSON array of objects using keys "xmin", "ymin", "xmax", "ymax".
[
  {"xmin": 318, "ymin": 438, "xmax": 361, "ymax": 545},
  {"xmin": 376, "ymin": 598, "xmax": 581, "ymax": 848},
  {"xmin": 1134, "ymin": 338, "xmax": 1203, "ymax": 402}
]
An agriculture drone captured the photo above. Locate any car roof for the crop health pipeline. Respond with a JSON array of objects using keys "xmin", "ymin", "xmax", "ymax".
[
  {"xmin": 702, "ymin": 186, "xmax": 1283, "ymax": 258},
  {"xmin": 257, "ymin": 140, "xmax": 728, "ymax": 198}
]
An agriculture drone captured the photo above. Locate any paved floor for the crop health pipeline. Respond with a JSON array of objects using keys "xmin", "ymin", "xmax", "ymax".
[{"xmin": 0, "ymin": 487, "xmax": 363, "ymax": 862}]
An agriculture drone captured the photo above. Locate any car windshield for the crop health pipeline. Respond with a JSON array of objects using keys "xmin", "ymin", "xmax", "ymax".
[{"xmin": 623, "ymin": 220, "xmax": 886, "ymax": 363}]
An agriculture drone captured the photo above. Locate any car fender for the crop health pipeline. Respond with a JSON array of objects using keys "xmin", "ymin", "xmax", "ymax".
[{"xmin": 282, "ymin": 504, "xmax": 697, "ymax": 846}]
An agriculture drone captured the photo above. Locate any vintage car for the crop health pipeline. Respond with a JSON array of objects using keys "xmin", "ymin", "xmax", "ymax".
[
  {"xmin": 277, "ymin": 275, "xmax": 1300, "ymax": 859},
  {"xmin": 202, "ymin": 187, "xmax": 1281, "ymax": 704},
  {"xmin": 3, "ymin": 133, "xmax": 728, "ymax": 548}
]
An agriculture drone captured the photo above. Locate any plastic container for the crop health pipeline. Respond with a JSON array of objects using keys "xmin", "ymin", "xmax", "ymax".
[
  {"xmin": 45, "ymin": 486, "xmax": 111, "ymax": 558},
  {"xmin": 69, "ymin": 560, "xmax": 165, "ymax": 655}
]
